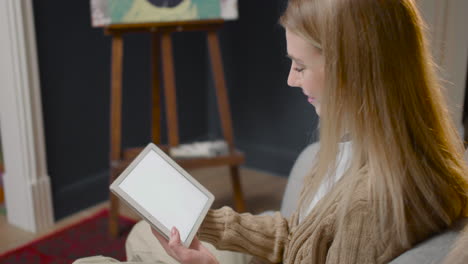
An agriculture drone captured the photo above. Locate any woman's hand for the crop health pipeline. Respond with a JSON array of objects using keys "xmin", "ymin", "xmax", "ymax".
[{"xmin": 152, "ymin": 227, "xmax": 219, "ymax": 264}]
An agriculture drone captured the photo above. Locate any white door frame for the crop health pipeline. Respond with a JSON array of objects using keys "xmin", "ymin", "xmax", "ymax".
[{"xmin": 0, "ymin": 0, "xmax": 54, "ymax": 232}]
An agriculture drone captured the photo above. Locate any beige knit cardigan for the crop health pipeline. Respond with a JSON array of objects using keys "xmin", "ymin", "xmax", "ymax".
[{"xmin": 198, "ymin": 174, "xmax": 438, "ymax": 264}]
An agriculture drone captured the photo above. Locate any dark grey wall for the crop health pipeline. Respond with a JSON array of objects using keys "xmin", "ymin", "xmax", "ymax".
[
  {"xmin": 33, "ymin": 0, "xmax": 319, "ymax": 220},
  {"xmin": 217, "ymin": 1, "xmax": 320, "ymax": 176}
]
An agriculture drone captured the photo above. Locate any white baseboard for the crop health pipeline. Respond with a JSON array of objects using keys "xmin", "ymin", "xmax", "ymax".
[
  {"xmin": 4, "ymin": 172, "xmax": 54, "ymax": 233},
  {"xmin": 31, "ymin": 176, "xmax": 54, "ymax": 232}
]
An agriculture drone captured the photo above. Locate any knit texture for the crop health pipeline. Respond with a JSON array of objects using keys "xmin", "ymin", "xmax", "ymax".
[{"xmin": 198, "ymin": 174, "xmax": 437, "ymax": 264}]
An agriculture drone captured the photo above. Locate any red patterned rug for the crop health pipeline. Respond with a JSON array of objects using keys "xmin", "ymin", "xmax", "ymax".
[{"xmin": 0, "ymin": 209, "xmax": 137, "ymax": 264}]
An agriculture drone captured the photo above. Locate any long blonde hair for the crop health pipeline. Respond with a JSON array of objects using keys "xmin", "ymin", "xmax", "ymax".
[{"xmin": 281, "ymin": 0, "xmax": 468, "ymax": 248}]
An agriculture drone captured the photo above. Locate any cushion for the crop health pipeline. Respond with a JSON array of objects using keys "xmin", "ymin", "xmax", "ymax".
[
  {"xmin": 280, "ymin": 143, "xmax": 319, "ymax": 218},
  {"xmin": 389, "ymin": 219, "xmax": 468, "ymax": 264}
]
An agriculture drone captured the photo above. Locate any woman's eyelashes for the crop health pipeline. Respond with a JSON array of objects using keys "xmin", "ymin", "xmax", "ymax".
[
  {"xmin": 288, "ymin": 57, "xmax": 305, "ymax": 73},
  {"xmin": 294, "ymin": 67, "xmax": 305, "ymax": 73},
  {"xmin": 291, "ymin": 61, "xmax": 305, "ymax": 73}
]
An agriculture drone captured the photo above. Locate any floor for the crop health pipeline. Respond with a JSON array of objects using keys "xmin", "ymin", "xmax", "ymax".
[{"xmin": 0, "ymin": 166, "xmax": 287, "ymax": 255}]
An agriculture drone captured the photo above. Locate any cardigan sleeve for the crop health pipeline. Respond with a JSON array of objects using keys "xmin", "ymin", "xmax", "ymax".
[{"xmin": 198, "ymin": 206, "xmax": 289, "ymax": 263}]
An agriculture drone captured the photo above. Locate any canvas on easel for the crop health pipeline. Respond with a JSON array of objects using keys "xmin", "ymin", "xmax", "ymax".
[{"xmin": 90, "ymin": 0, "xmax": 238, "ymax": 27}]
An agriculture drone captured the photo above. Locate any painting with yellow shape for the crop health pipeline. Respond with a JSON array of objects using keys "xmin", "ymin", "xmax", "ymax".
[{"xmin": 90, "ymin": 0, "xmax": 238, "ymax": 27}]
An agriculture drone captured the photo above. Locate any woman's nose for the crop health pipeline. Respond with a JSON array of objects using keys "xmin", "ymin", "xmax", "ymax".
[{"xmin": 287, "ymin": 70, "xmax": 300, "ymax": 88}]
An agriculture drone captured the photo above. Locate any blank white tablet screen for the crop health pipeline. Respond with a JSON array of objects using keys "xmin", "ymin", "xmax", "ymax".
[{"xmin": 119, "ymin": 150, "xmax": 208, "ymax": 243}]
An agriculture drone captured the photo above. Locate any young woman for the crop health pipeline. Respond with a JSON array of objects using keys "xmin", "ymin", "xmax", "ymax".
[{"xmin": 74, "ymin": 0, "xmax": 468, "ymax": 263}]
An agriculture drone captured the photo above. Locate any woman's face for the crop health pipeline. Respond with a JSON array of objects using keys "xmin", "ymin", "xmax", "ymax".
[{"xmin": 286, "ymin": 29, "xmax": 325, "ymax": 115}]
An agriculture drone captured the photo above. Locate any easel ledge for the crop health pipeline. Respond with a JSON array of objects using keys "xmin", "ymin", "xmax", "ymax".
[{"xmin": 104, "ymin": 19, "xmax": 225, "ymax": 35}]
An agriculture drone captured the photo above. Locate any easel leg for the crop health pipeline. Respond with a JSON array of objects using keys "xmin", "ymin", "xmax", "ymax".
[
  {"xmin": 230, "ymin": 166, "xmax": 246, "ymax": 212},
  {"xmin": 161, "ymin": 32, "xmax": 180, "ymax": 147},
  {"xmin": 109, "ymin": 34, "xmax": 124, "ymax": 238},
  {"xmin": 109, "ymin": 168, "xmax": 120, "ymax": 237},
  {"xmin": 151, "ymin": 33, "xmax": 162, "ymax": 144},
  {"xmin": 206, "ymin": 31, "xmax": 234, "ymax": 147},
  {"xmin": 207, "ymin": 30, "xmax": 246, "ymax": 211}
]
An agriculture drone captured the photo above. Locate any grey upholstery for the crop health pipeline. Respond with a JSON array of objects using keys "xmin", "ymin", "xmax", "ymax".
[
  {"xmin": 280, "ymin": 143, "xmax": 320, "ymax": 218},
  {"xmin": 389, "ymin": 220, "xmax": 467, "ymax": 264},
  {"xmin": 279, "ymin": 143, "xmax": 468, "ymax": 263}
]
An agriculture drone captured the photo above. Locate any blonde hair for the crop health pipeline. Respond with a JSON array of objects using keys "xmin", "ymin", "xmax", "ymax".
[{"xmin": 281, "ymin": 0, "xmax": 468, "ymax": 248}]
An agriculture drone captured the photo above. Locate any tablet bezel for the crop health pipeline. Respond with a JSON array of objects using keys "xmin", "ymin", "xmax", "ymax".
[{"xmin": 109, "ymin": 142, "xmax": 215, "ymax": 247}]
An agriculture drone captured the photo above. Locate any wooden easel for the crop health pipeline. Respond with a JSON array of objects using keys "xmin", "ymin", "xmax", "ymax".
[{"xmin": 104, "ymin": 20, "xmax": 246, "ymax": 237}]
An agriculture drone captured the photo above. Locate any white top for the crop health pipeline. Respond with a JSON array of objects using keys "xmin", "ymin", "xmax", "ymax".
[{"xmin": 299, "ymin": 141, "xmax": 353, "ymax": 223}]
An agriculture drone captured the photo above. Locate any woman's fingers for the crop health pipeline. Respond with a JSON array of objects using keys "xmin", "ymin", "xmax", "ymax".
[
  {"xmin": 189, "ymin": 236, "xmax": 202, "ymax": 251},
  {"xmin": 151, "ymin": 228, "xmax": 172, "ymax": 253},
  {"xmin": 152, "ymin": 226, "xmax": 218, "ymax": 264},
  {"xmin": 151, "ymin": 227, "xmax": 184, "ymax": 261},
  {"xmin": 168, "ymin": 227, "xmax": 187, "ymax": 259},
  {"xmin": 169, "ymin": 227, "xmax": 206, "ymax": 264}
]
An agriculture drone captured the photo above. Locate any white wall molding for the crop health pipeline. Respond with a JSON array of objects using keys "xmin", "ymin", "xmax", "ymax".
[
  {"xmin": 419, "ymin": 0, "xmax": 468, "ymax": 137},
  {"xmin": 0, "ymin": 0, "xmax": 54, "ymax": 232}
]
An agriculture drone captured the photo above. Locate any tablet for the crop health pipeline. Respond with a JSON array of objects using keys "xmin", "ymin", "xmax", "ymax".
[{"xmin": 110, "ymin": 143, "xmax": 215, "ymax": 247}]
